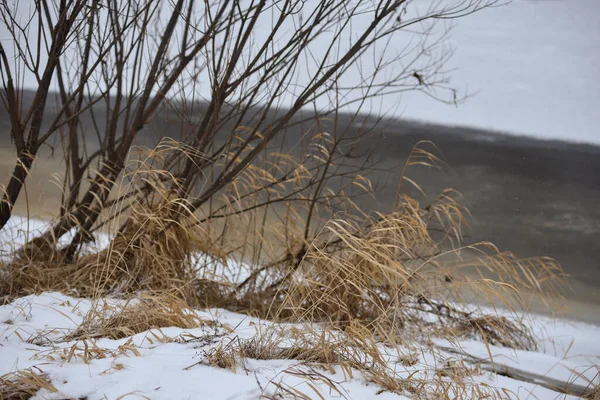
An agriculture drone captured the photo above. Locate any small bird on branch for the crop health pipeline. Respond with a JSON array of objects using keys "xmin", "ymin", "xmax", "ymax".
[{"xmin": 413, "ymin": 71, "xmax": 425, "ymax": 86}]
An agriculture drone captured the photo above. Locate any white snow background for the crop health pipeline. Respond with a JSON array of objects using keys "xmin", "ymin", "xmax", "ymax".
[{"xmin": 396, "ymin": 0, "xmax": 600, "ymax": 145}]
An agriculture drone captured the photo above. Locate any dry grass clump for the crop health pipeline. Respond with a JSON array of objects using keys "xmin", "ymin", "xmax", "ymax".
[
  {"xmin": 410, "ymin": 298, "xmax": 537, "ymax": 350},
  {"xmin": 264, "ymin": 191, "xmax": 561, "ymax": 351},
  {"xmin": 205, "ymin": 321, "xmax": 508, "ymax": 399},
  {"xmin": 206, "ymin": 325, "xmax": 357, "ymax": 372},
  {"xmin": 0, "ymin": 203, "xmax": 207, "ymax": 301},
  {"xmin": 452, "ymin": 314, "xmax": 535, "ymax": 350},
  {"xmin": 273, "ymin": 197, "xmax": 457, "ymax": 321},
  {"xmin": 67, "ymin": 293, "xmax": 209, "ymax": 340},
  {"xmin": 576, "ymin": 366, "xmax": 600, "ymax": 400},
  {"xmin": 586, "ymin": 386, "xmax": 600, "ymax": 400},
  {"xmin": 74, "ymin": 204, "xmax": 204, "ymax": 300},
  {"xmin": 0, "ymin": 260, "xmax": 78, "ymax": 300},
  {"xmin": 263, "ymin": 364, "xmax": 351, "ymax": 400},
  {"xmin": 0, "ymin": 140, "xmax": 569, "ymax": 399},
  {"xmin": 33, "ymin": 337, "xmax": 141, "ymax": 364},
  {"xmin": 205, "ymin": 322, "xmax": 413, "ymax": 392},
  {"xmin": 0, "ymin": 142, "xmax": 226, "ymax": 303},
  {"xmin": 69, "ymin": 146, "xmax": 226, "ymax": 301},
  {"xmin": 0, "ymin": 368, "xmax": 58, "ymax": 400}
]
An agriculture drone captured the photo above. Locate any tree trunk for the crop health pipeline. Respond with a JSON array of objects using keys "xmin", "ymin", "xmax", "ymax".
[{"xmin": 0, "ymin": 152, "xmax": 35, "ymax": 230}]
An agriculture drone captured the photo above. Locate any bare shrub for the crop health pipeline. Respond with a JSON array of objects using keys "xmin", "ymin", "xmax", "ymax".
[{"xmin": 0, "ymin": 0, "xmax": 497, "ymax": 257}]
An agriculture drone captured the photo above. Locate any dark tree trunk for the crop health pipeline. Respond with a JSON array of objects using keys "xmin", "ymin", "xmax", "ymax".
[{"xmin": 0, "ymin": 153, "xmax": 35, "ymax": 230}]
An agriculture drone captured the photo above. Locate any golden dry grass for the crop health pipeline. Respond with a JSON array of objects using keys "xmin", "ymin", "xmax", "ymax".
[
  {"xmin": 204, "ymin": 321, "xmax": 512, "ymax": 399},
  {"xmin": 67, "ymin": 293, "xmax": 211, "ymax": 340},
  {"xmin": 0, "ymin": 368, "xmax": 58, "ymax": 400},
  {"xmin": 0, "ymin": 138, "xmax": 570, "ymax": 399},
  {"xmin": 32, "ymin": 337, "xmax": 141, "ymax": 364}
]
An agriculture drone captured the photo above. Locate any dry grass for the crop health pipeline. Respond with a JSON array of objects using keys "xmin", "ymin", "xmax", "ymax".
[
  {"xmin": 587, "ymin": 386, "xmax": 600, "ymax": 400},
  {"xmin": 0, "ymin": 368, "xmax": 58, "ymax": 400},
  {"xmin": 574, "ymin": 366, "xmax": 600, "ymax": 400},
  {"xmin": 204, "ymin": 321, "xmax": 511, "ymax": 399},
  {"xmin": 1, "ymin": 140, "xmax": 227, "ymax": 304},
  {"xmin": 0, "ymin": 139, "xmax": 570, "ymax": 399},
  {"xmin": 206, "ymin": 325, "xmax": 359, "ymax": 372},
  {"xmin": 32, "ymin": 337, "xmax": 141, "ymax": 364},
  {"xmin": 260, "ymin": 200, "xmax": 558, "ymax": 350},
  {"xmin": 67, "ymin": 293, "xmax": 210, "ymax": 340},
  {"xmin": 261, "ymin": 364, "xmax": 351, "ymax": 400},
  {"xmin": 204, "ymin": 322, "xmax": 407, "ymax": 390}
]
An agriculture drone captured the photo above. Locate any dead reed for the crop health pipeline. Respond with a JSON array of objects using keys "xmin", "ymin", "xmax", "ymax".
[
  {"xmin": 0, "ymin": 368, "xmax": 58, "ymax": 399},
  {"xmin": 0, "ymin": 139, "xmax": 568, "ymax": 399}
]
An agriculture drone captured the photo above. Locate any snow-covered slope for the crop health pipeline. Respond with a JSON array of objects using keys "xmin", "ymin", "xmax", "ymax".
[
  {"xmin": 0, "ymin": 293, "xmax": 598, "ymax": 399},
  {"xmin": 1, "ymin": 217, "xmax": 599, "ymax": 399}
]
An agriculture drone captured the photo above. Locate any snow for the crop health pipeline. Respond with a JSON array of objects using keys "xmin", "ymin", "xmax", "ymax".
[
  {"xmin": 1, "ymin": 222, "xmax": 598, "ymax": 399},
  {"xmin": 0, "ymin": 292, "xmax": 598, "ymax": 399},
  {"xmin": 0, "ymin": 293, "xmax": 405, "ymax": 399},
  {"xmin": 0, "ymin": 217, "xmax": 112, "ymax": 262},
  {"xmin": 0, "ymin": 212, "xmax": 598, "ymax": 399},
  {"xmin": 395, "ymin": 0, "xmax": 600, "ymax": 145}
]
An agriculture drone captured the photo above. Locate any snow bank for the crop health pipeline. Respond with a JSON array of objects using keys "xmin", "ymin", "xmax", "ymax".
[
  {"xmin": 0, "ymin": 293, "xmax": 598, "ymax": 399},
  {"xmin": 0, "ymin": 217, "xmax": 112, "ymax": 262},
  {"xmin": 1, "ymin": 216, "xmax": 598, "ymax": 399}
]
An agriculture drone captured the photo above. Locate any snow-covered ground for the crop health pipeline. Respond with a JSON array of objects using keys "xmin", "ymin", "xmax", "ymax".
[
  {"xmin": 0, "ymin": 216, "xmax": 112, "ymax": 262},
  {"xmin": 1, "ymin": 219, "xmax": 599, "ymax": 399},
  {"xmin": 0, "ymin": 292, "xmax": 598, "ymax": 399}
]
